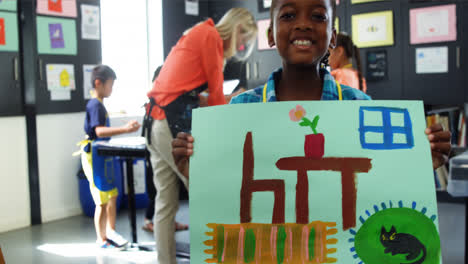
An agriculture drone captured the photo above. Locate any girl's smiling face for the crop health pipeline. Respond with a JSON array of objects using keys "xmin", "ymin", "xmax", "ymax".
[{"xmin": 268, "ymin": 0, "xmax": 336, "ymax": 67}]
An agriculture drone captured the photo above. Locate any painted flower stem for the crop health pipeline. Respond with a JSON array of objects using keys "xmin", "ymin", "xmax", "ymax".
[{"xmin": 299, "ymin": 115, "xmax": 320, "ymax": 134}]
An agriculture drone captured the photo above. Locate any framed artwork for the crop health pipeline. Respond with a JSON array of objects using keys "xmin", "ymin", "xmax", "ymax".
[
  {"xmin": 36, "ymin": 0, "xmax": 77, "ymax": 18},
  {"xmin": 0, "ymin": 11, "xmax": 19, "ymax": 52},
  {"xmin": 257, "ymin": 0, "xmax": 272, "ymax": 13},
  {"xmin": 36, "ymin": 16, "xmax": 77, "ymax": 55},
  {"xmin": 351, "ymin": 0, "xmax": 384, "ymax": 4},
  {"xmin": 366, "ymin": 50, "xmax": 388, "ymax": 81},
  {"xmin": 352, "ymin": 11, "xmax": 394, "ymax": 48},
  {"xmin": 0, "ymin": 0, "xmax": 17, "ymax": 11},
  {"xmin": 410, "ymin": 4, "xmax": 456, "ymax": 44},
  {"xmin": 409, "ymin": 0, "xmax": 450, "ymax": 2}
]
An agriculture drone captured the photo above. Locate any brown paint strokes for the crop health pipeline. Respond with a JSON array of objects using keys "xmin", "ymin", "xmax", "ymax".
[
  {"xmin": 240, "ymin": 132, "xmax": 372, "ymax": 230},
  {"xmin": 241, "ymin": 132, "xmax": 286, "ymax": 224},
  {"xmin": 276, "ymin": 157, "xmax": 372, "ymax": 230}
]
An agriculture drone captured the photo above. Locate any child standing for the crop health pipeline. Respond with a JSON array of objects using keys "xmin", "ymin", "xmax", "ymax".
[
  {"xmin": 172, "ymin": 0, "xmax": 451, "ymax": 178},
  {"xmin": 329, "ymin": 32, "xmax": 367, "ymax": 93},
  {"xmin": 81, "ymin": 65, "xmax": 141, "ymax": 249}
]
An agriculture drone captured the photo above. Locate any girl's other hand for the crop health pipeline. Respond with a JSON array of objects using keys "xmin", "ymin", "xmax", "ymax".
[
  {"xmin": 425, "ymin": 123, "xmax": 451, "ymax": 169},
  {"xmin": 172, "ymin": 132, "xmax": 194, "ymax": 179}
]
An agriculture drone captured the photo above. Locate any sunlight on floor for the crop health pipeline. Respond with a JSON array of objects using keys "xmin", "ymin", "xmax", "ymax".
[{"xmin": 37, "ymin": 242, "xmax": 157, "ymax": 263}]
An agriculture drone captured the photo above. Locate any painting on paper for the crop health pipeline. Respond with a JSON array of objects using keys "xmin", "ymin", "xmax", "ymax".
[
  {"xmin": 0, "ymin": 18, "xmax": 5, "ymax": 45},
  {"xmin": 48, "ymin": 23, "xmax": 64, "ymax": 48},
  {"xmin": 0, "ymin": 11, "xmax": 19, "ymax": 52},
  {"xmin": 37, "ymin": 0, "xmax": 77, "ymax": 18},
  {"xmin": 46, "ymin": 64, "xmax": 76, "ymax": 91},
  {"xmin": 37, "ymin": 16, "xmax": 77, "ymax": 55},
  {"xmin": 352, "ymin": 11, "xmax": 394, "ymax": 48},
  {"xmin": 190, "ymin": 101, "xmax": 441, "ymax": 264},
  {"xmin": 410, "ymin": 4, "xmax": 456, "ymax": 44}
]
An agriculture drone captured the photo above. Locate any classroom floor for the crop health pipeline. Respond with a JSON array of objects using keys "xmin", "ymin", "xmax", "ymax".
[
  {"xmin": 0, "ymin": 201, "xmax": 190, "ymax": 264},
  {"xmin": 0, "ymin": 201, "xmax": 465, "ymax": 263}
]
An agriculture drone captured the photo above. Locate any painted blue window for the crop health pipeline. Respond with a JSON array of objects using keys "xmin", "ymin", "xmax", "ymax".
[{"xmin": 359, "ymin": 107, "xmax": 414, "ymax": 150}]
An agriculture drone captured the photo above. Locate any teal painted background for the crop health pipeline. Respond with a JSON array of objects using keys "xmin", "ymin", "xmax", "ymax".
[{"xmin": 190, "ymin": 101, "xmax": 440, "ymax": 263}]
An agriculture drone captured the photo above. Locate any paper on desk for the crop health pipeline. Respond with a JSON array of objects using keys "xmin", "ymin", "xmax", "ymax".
[{"xmin": 108, "ymin": 136, "xmax": 146, "ymax": 147}]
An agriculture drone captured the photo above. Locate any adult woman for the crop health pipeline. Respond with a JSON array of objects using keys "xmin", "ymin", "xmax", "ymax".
[
  {"xmin": 328, "ymin": 32, "xmax": 367, "ymax": 93},
  {"xmin": 144, "ymin": 8, "xmax": 257, "ymax": 264}
]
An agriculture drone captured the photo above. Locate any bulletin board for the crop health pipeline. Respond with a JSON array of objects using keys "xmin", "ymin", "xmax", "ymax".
[{"xmin": 35, "ymin": 0, "xmax": 102, "ymax": 114}]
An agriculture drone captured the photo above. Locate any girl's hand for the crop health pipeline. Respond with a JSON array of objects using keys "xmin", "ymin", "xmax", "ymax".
[
  {"xmin": 172, "ymin": 132, "xmax": 194, "ymax": 179},
  {"xmin": 425, "ymin": 123, "xmax": 451, "ymax": 169}
]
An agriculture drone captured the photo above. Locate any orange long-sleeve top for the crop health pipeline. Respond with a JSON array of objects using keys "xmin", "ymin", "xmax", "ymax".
[
  {"xmin": 147, "ymin": 19, "xmax": 226, "ymax": 120},
  {"xmin": 331, "ymin": 68, "xmax": 367, "ymax": 94}
]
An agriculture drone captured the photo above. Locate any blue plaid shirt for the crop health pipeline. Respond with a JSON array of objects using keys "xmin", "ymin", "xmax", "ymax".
[{"xmin": 230, "ymin": 68, "xmax": 371, "ymax": 104}]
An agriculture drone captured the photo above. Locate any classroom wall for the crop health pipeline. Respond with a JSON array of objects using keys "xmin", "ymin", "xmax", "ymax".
[
  {"xmin": 162, "ymin": 0, "xmax": 209, "ymax": 58},
  {"xmin": 0, "ymin": 117, "xmax": 30, "ymax": 233},
  {"xmin": 36, "ymin": 113, "xmax": 85, "ymax": 223}
]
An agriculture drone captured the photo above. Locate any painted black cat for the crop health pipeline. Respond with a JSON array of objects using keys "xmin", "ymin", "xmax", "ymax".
[{"xmin": 380, "ymin": 226, "xmax": 427, "ymax": 264}]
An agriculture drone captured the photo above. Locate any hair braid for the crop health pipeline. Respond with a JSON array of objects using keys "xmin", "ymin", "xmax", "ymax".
[{"xmin": 353, "ymin": 45, "xmax": 363, "ymax": 91}]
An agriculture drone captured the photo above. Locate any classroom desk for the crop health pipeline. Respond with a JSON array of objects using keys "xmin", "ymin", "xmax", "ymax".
[
  {"xmin": 95, "ymin": 140, "xmax": 190, "ymax": 257},
  {"xmin": 95, "ymin": 141, "xmax": 148, "ymax": 251}
]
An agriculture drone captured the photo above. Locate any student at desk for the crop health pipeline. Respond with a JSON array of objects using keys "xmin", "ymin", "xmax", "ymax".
[{"xmin": 80, "ymin": 65, "xmax": 141, "ymax": 249}]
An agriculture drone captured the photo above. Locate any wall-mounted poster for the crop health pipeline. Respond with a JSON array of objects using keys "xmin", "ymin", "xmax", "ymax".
[
  {"xmin": 0, "ymin": 18, "xmax": 4, "ymax": 45},
  {"xmin": 258, "ymin": 0, "xmax": 272, "ymax": 12},
  {"xmin": 0, "ymin": 11, "xmax": 18, "ymax": 52},
  {"xmin": 49, "ymin": 23, "xmax": 64, "ymax": 48},
  {"xmin": 81, "ymin": 4, "xmax": 100, "ymax": 40},
  {"xmin": 185, "ymin": 0, "xmax": 198, "ymax": 16},
  {"xmin": 46, "ymin": 64, "xmax": 75, "ymax": 91},
  {"xmin": 37, "ymin": 0, "xmax": 77, "ymax": 18},
  {"xmin": 352, "ymin": 11, "xmax": 394, "ymax": 48},
  {"xmin": 257, "ymin": 19, "xmax": 274, "ymax": 51},
  {"xmin": 366, "ymin": 50, "xmax": 387, "ymax": 81},
  {"xmin": 37, "ymin": 16, "xmax": 77, "ymax": 55},
  {"xmin": 46, "ymin": 63, "xmax": 75, "ymax": 101},
  {"xmin": 83, "ymin": 64, "xmax": 96, "ymax": 99},
  {"xmin": 190, "ymin": 101, "xmax": 441, "ymax": 264},
  {"xmin": 0, "ymin": 0, "xmax": 16, "ymax": 11},
  {"xmin": 351, "ymin": 0, "xmax": 384, "ymax": 4},
  {"xmin": 410, "ymin": 4, "xmax": 456, "ymax": 44},
  {"xmin": 416, "ymin": 46, "xmax": 448, "ymax": 74}
]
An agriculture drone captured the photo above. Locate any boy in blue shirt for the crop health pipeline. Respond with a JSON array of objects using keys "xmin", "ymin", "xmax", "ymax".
[{"xmin": 81, "ymin": 65, "xmax": 141, "ymax": 249}]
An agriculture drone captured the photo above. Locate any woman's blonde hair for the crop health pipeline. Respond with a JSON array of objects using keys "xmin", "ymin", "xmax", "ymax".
[{"xmin": 215, "ymin": 8, "xmax": 257, "ymax": 60}]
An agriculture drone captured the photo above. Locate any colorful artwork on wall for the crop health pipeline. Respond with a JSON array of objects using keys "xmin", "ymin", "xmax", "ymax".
[
  {"xmin": 37, "ymin": 16, "xmax": 77, "ymax": 55},
  {"xmin": 0, "ymin": 11, "xmax": 18, "ymax": 52},
  {"xmin": 352, "ymin": 11, "xmax": 394, "ymax": 48},
  {"xmin": 410, "ymin": 4, "xmax": 457, "ymax": 44},
  {"xmin": 36, "ymin": 0, "xmax": 77, "ymax": 18},
  {"xmin": 0, "ymin": 0, "xmax": 16, "ymax": 11}
]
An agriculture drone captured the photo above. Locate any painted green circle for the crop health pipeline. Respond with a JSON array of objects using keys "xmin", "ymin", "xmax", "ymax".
[{"xmin": 354, "ymin": 207, "xmax": 440, "ymax": 264}]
